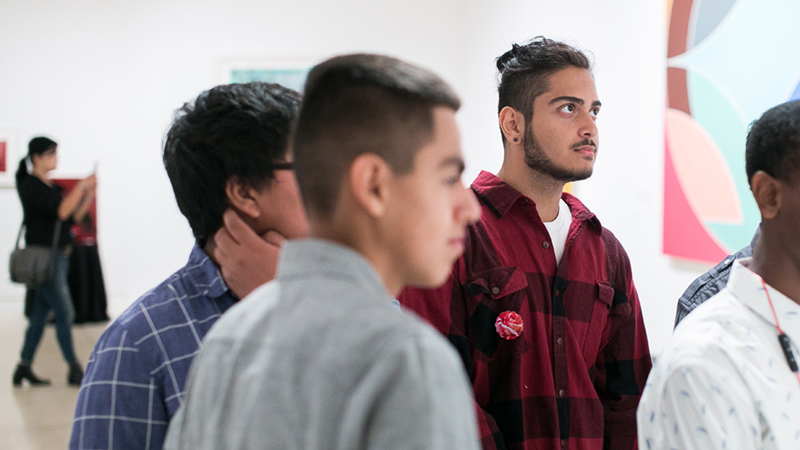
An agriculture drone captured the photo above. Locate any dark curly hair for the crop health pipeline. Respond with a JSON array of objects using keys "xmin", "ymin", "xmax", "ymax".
[
  {"xmin": 163, "ymin": 82, "xmax": 302, "ymax": 243},
  {"xmin": 745, "ymin": 99, "xmax": 800, "ymax": 185}
]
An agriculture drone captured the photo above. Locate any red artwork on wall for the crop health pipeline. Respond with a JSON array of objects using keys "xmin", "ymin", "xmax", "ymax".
[
  {"xmin": 0, "ymin": 141, "xmax": 6, "ymax": 173},
  {"xmin": 52, "ymin": 178, "xmax": 97, "ymax": 246}
]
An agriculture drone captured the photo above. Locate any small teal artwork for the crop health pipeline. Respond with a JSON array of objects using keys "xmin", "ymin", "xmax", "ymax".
[{"xmin": 230, "ymin": 68, "xmax": 309, "ymax": 92}]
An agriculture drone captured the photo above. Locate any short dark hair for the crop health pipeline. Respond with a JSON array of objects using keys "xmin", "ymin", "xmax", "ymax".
[
  {"xmin": 745, "ymin": 99, "xmax": 800, "ymax": 185},
  {"xmin": 163, "ymin": 82, "xmax": 302, "ymax": 243},
  {"xmin": 16, "ymin": 136, "xmax": 58, "ymax": 186},
  {"xmin": 496, "ymin": 36, "xmax": 592, "ymax": 143},
  {"xmin": 293, "ymin": 53, "xmax": 460, "ymax": 218}
]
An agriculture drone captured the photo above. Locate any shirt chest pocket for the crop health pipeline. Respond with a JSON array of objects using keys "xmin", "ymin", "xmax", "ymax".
[
  {"xmin": 463, "ymin": 267, "xmax": 531, "ymax": 363},
  {"xmin": 582, "ymin": 281, "xmax": 631, "ymax": 365}
]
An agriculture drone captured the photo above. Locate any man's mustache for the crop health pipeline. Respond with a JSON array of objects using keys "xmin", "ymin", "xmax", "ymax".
[{"xmin": 571, "ymin": 139, "xmax": 596, "ymax": 150}]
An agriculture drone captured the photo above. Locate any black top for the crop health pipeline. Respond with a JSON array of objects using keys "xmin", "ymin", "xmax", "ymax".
[{"xmin": 18, "ymin": 175, "xmax": 74, "ymax": 249}]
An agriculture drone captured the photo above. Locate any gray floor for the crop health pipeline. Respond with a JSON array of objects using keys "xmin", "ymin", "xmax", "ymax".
[{"xmin": 1, "ymin": 302, "xmax": 107, "ymax": 450}]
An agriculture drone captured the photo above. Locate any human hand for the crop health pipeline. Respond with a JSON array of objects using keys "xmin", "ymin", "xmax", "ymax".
[
  {"xmin": 213, "ymin": 209, "xmax": 286, "ymax": 299},
  {"xmin": 80, "ymin": 174, "xmax": 97, "ymax": 192}
]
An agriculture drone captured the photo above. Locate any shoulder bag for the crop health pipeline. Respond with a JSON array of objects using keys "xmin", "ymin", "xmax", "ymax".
[{"xmin": 8, "ymin": 220, "xmax": 61, "ymax": 287}]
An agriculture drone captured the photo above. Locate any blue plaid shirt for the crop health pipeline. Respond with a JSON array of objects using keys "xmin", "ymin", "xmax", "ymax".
[{"xmin": 70, "ymin": 244, "xmax": 238, "ymax": 450}]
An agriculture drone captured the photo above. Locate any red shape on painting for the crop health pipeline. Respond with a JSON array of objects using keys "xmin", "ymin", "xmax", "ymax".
[
  {"xmin": 668, "ymin": 0, "xmax": 694, "ymax": 58},
  {"xmin": 667, "ymin": 68, "xmax": 691, "ymax": 115},
  {"xmin": 52, "ymin": 178, "xmax": 98, "ymax": 245},
  {"xmin": 663, "ymin": 136, "xmax": 728, "ymax": 263},
  {"xmin": 0, "ymin": 142, "xmax": 6, "ymax": 172}
]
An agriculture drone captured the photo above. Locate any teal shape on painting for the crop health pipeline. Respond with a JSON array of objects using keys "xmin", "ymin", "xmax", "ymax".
[
  {"xmin": 691, "ymin": 0, "xmax": 739, "ymax": 48},
  {"xmin": 792, "ymin": 79, "xmax": 800, "ymax": 101},
  {"xmin": 230, "ymin": 69, "xmax": 309, "ymax": 93},
  {"xmin": 686, "ymin": 70, "xmax": 760, "ymax": 252},
  {"xmin": 671, "ymin": 0, "xmax": 800, "ymax": 123}
]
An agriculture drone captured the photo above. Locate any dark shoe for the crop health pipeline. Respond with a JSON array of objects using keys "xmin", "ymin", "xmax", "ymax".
[
  {"xmin": 67, "ymin": 363, "xmax": 83, "ymax": 386},
  {"xmin": 12, "ymin": 364, "xmax": 51, "ymax": 387}
]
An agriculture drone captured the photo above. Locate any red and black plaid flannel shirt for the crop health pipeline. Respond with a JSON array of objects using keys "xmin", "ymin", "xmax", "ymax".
[{"xmin": 399, "ymin": 171, "xmax": 651, "ymax": 450}]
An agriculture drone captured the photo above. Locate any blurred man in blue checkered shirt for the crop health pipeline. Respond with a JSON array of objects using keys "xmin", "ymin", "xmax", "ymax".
[{"xmin": 69, "ymin": 82, "xmax": 308, "ymax": 450}]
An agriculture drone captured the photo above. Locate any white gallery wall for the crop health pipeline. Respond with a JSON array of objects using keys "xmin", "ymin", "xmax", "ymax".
[{"xmin": 0, "ymin": 0, "xmax": 703, "ymax": 354}]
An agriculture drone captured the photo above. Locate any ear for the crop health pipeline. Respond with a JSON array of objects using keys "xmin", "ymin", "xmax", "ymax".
[
  {"xmin": 348, "ymin": 153, "xmax": 391, "ymax": 218},
  {"xmin": 499, "ymin": 106, "xmax": 525, "ymax": 144},
  {"xmin": 750, "ymin": 171, "xmax": 781, "ymax": 220},
  {"xmin": 225, "ymin": 177, "xmax": 264, "ymax": 219}
]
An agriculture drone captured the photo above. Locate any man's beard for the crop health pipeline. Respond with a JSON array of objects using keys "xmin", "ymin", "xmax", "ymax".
[{"xmin": 522, "ymin": 127, "xmax": 594, "ymax": 183}]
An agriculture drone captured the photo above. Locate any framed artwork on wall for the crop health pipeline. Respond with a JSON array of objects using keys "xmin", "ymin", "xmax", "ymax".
[
  {"xmin": 52, "ymin": 178, "xmax": 98, "ymax": 245},
  {"xmin": 0, "ymin": 130, "xmax": 18, "ymax": 188},
  {"xmin": 218, "ymin": 58, "xmax": 315, "ymax": 93}
]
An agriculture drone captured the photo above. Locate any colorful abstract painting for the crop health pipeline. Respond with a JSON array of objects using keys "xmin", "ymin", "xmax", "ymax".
[{"xmin": 665, "ymin": 0, "xmax": 800, "ymax": 263}]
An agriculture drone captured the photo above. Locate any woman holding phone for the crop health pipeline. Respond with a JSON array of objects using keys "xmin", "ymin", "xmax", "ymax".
[{"xmin": 13, "ymin": 136, "xmax": 96, "ymax": 387}]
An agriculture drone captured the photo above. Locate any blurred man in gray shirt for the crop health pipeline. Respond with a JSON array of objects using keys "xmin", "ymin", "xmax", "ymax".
[{"xmin": 164, "ymin": 54, "xmax": 482, "ymax": 450}]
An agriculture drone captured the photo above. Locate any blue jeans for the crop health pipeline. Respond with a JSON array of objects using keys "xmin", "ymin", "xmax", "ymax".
[{"xmin": 20, "ymin": 253, "xmax": 78, "ymax": 364}]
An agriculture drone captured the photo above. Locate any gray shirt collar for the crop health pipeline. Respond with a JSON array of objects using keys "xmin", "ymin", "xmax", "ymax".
[{"xmin": 278, "ymin": 238, "xmax": 392, "ymax": 301}]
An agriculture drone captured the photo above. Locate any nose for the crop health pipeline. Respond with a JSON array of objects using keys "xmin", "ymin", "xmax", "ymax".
[
  {"xmin": 457, "ymin": 187, "xmax": 481, "ymax": 225},
  {"xmin": 580, "ymin": 112, "xmax": 597, "ymax": 139}
]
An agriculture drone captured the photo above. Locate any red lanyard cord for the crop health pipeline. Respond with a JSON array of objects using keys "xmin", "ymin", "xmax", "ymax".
[{"xmin": 761, "ymin": 278, "xmax": 800, "ymax": 387}]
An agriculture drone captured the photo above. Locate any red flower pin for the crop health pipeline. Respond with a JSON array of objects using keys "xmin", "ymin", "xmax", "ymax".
[{"xmin": 495, "ymin": 311, "xmax": 523, "ymax": 340}]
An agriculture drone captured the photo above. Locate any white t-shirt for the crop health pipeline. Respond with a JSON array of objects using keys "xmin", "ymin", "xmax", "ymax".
[{"xmin": 543, "ymin": 199, "xmax": 573, "ymax": 265}]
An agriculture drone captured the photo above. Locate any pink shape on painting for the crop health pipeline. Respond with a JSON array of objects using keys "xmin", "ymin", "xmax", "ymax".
[
  {"xmin": 665, "ymin": 109, "xmax": 742, "ymax": 224},
  {"xmin": 664, "ymin": 133, "xmax": 729, "ymax": 263}
]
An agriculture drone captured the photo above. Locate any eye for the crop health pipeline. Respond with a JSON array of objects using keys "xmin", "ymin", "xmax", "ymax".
[
  {"xmin": 445, "ymin": 175, "xmax": 461, "ymax": 186},
  {"xmin": 558, "ymin": 104, "xmax": 575, "ymax": 114},
  {"xmin": 590, "ymin": 108, "xmax": 600, "ymax": 118}
]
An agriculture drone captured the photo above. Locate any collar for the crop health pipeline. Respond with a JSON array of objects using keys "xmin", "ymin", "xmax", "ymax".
[
  {"xmin": 749, "ymin": 226, "xmax": 761, "ymax": 250},
  {"xmin": 277, "ymin": 239, "xmax": 393, "ymax": 301},
  {"xmin": 470, "ymin": 170, "xmax": 602, "ymax": 231},
  {"xmin": 184, "ymin": 243, "xmax": 232, "ymax": 299},
  {"xmin": 727, "ymin": 258, "xmax": 800, "ymax": 346}
]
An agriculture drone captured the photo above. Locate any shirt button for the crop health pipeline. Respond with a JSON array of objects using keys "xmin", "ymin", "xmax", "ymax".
[
  {"xmin": 557, "ymin": 337, "xmax": 563, "ymax": 345},
  {"xmin": 491, "ymin": 286, "xmax": 500, "ymax": 295},
  {"xmin": 561, "ymin": 439, "xmax": 567, "ymax": 448},
  {"xmin": 554, "ymin": 290, "xmax": 560, "ymax": 297},
  {"xmin": 542, "ymin": 241, "xmax": 550, "ymax": 249},
  {"xmin": 559, "ymin": 389, "xmax": 566, "ymax": 398}
]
